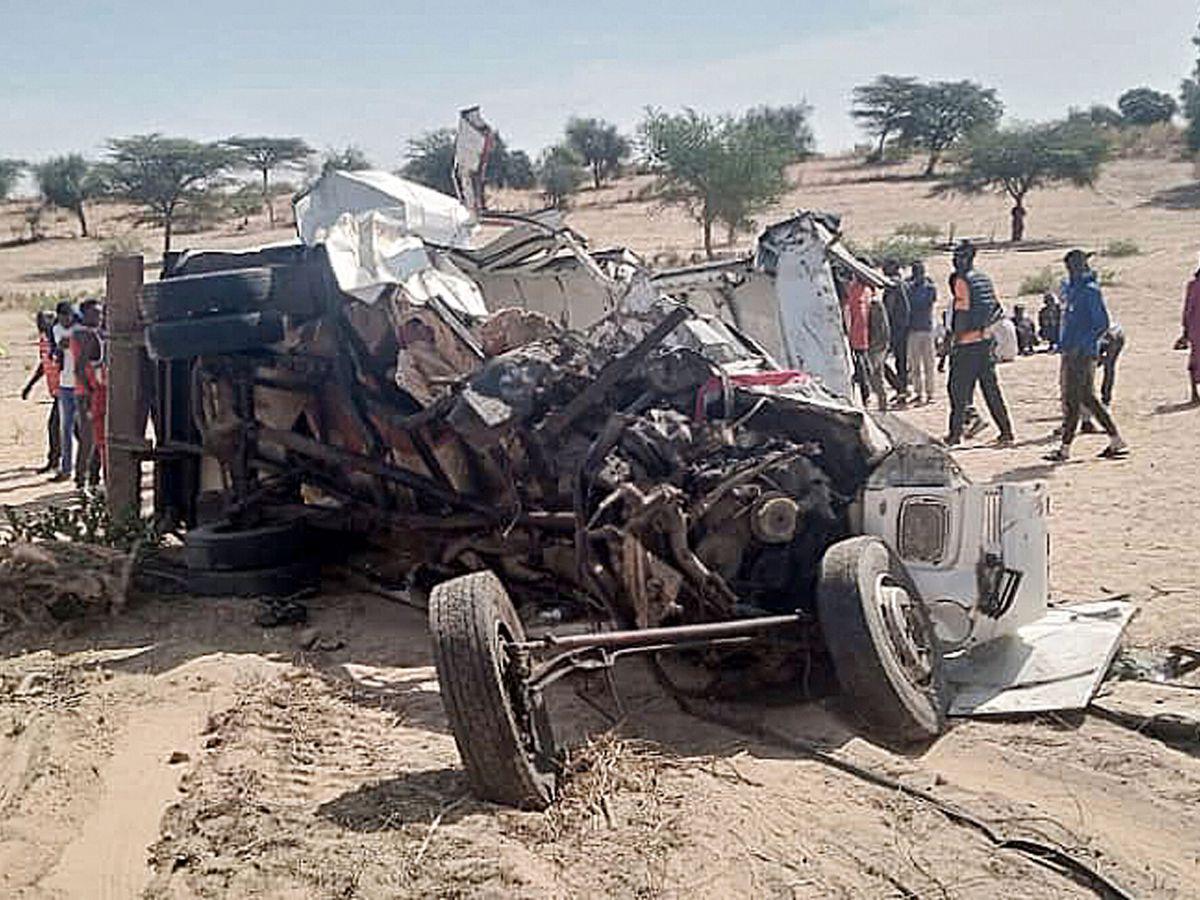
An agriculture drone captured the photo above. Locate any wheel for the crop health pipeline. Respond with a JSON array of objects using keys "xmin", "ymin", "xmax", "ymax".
[
  {"xmin": 816, "ymin": 536, "xmax": 947, "ymax": 742},
  {"xmin": 140, "ymin": 266, "xmax": 324, "ymax": 323},
  {"xmin": 429, "ymin": 571, "xmax": 558, "ymax": 809},
  {"xmin": 184, "ymin": 520, "xmax": 309, "ymax": 572},
  {"xmin": 145, "ymin": 311, "xmax": 286, "ymax": 360},
  {"xmin": 185, "ymin": 560, "xmax": 319, "ymax": 598}
]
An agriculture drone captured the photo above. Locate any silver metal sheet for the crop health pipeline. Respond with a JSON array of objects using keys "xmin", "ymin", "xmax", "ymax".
[{"xmin": 945, "ymin": 599, "xmax": 1136, "ymax": 716}]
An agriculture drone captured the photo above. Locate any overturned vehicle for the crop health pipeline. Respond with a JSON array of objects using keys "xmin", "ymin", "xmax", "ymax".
[{"xmin": 136, "ymin": 170, "xmax": 1133, "ymax": 809}]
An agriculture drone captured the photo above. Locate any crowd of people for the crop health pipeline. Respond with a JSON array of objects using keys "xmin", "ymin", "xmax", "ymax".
[
  {"xmin": 840, "ymin": 241, "xmax": 1136, "ymax": 463},
  {"xmin": 21, "ymin": 299, "xmax": 107, "ymax": 488}
]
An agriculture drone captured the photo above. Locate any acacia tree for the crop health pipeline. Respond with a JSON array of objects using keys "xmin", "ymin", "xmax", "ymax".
[
  {"xmin": 224, "ymin": 136, "xmax": 312, "ymax": 226},
  {"xmin": 0, "ymin": 159, "xmax": 24, "ymax": 201},
  {"xmin": 35, "ymin": 154, "xmax": 100, "ymax": 236},
  {"xmin": 1117, "ymin": 87, "xmax": 1177, "ymax": 126},
  {"xmin": 565, "ymin": 118, "xmax": 630, "ymax": 189},
  {"xmin": 99, "ymin": 134, "xmax": 233, "ymax": 254},
  {"xmin": 940, "ymin": 121, "xmax": 1109, "ymax": 241},
  {"xmin": 851, "ymin": 75, "xmax": 920, "ymax": 161},
  {"xmin": 904, "ymin": 80, "xmax": 1003, "ymax": 176},
  {"xmin": 639, "ymin": 108, "xmax": 791, "ymax": 258}
]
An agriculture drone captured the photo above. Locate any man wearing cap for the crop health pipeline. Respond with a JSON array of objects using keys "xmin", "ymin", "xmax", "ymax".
[
  {"xmin": 945, "ymin": 241, "xmax": 1015, "ymax": 446},
  {"xmin": 1045, "ymin": 250, "xmax": 1127, "ymax": 462}
]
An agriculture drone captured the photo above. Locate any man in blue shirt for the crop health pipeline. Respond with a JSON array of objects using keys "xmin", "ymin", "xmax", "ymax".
[
  {"xmin": 905, "ymin": 261, "xmax": 937, "ymax": 404},
  {"xmin": 1045, "ymin": 250, "xmax": 1127, "ymax": 462}
]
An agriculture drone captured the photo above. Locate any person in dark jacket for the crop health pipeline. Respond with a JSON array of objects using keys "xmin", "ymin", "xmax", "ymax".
[
  {"xmin": 880, "ymin": 259, "xmax": 911, "ymax": 404},
  {"xmin": 1044, "ymin": 250, "xmax": 1127, "ymax": 462},
  {"xmin": 1038, "ymin": 293, "xmax": 1061, "ymax": 350},
  {"xmin": 945, "ymin": 241, "xmax": 1014, "ymax": 446}
]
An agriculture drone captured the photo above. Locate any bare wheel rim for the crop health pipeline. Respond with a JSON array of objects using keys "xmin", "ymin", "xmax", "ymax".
[
  {"xmin": 493, "ymin": 621, "xmax": 553, "ymax": 777},
  {"xmin": 874, "ymin": 574, "xmax": 934, "ymax": 686}
]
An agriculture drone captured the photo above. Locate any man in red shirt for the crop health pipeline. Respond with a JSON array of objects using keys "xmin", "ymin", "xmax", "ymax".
[{"xmin": 843, "ymin": 275, "xmax": 889, "ymax": 410}]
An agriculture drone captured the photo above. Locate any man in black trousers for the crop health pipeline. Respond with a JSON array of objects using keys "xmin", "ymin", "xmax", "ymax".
[{"xmin": 945, "ymin": 241, "xmax": 1015, "ymax": 446}]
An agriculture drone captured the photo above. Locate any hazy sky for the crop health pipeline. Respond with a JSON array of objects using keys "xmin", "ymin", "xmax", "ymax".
[{"xmin": 2, "ymin": 1, "xmax": 1197, "ymax": 168}]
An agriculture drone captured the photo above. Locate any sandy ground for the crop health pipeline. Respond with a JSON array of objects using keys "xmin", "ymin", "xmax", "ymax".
[{"xmin": 1, "ymin": 157, "xmax": 1199, "ymax": 898}]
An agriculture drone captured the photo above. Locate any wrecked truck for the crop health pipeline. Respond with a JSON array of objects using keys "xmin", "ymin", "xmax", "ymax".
[{"xmin": 134, "ymin": 170, "xmax": 1133, "ymax": 810}]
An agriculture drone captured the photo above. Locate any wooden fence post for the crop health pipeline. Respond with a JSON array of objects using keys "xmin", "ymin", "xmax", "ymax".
[{"xmin": 105, "ymin": 255, "xmax": 145, "ymax": 518}]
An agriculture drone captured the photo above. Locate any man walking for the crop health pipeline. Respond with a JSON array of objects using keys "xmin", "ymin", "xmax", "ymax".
[
  {"xmin": 905, "ymin": 261, "xmax": 937, "ymax": 404},
  {"xmin": 881, "ymin": 260, "xmax": 911, "ymax": 405},
  {"xmin": 1080, "ymin": 320, "xmax": 1125, "ymax": 433},
  {"xmin": 1045, "ymin": 250, "xmax": 1127, "ymax": 462},
  {"xmin": 945, "ymin": 242, "xmax": 1014, "ymax": 446}
]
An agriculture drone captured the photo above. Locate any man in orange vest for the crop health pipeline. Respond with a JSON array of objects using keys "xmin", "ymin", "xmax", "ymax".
[{"xmin": 20, "ymin": 311, "xmax": 62, "ymax": 474}]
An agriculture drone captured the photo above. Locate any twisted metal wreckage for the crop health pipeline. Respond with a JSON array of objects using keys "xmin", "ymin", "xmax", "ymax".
[{"xmin": 128, "ymin": 164, "xmax": 1132, "ymax": 810}]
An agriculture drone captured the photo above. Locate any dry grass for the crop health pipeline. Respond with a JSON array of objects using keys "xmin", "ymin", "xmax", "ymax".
[{"xmin": 538, "ymin": 731, "xmax": 671, "ymax": 840}]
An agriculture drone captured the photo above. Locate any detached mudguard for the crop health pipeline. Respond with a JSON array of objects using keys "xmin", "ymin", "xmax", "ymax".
[{"xmin": 863, "ymin": 444, "xmax": 1135, "ymax": 717}]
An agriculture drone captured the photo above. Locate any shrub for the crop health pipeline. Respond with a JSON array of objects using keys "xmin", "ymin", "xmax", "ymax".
[
  {"xmin": 1018, "ymin": 267, "xmax": 1057, "ymax": 296},
  {"xmin": 893, "ymin": 222, "xmax": 941, "ymax": 240},
  {"xmin": 1102, "ymin": 239, "xmax": 1140, "ymax": 258},
  {"xmin": 96, "ymin": 233, "xmax": 146, "ymax": 266},
  {"xmin": 1099, "ymin": 268, "xmax": 1119, "ymax": 287},
  {"xmin": 846, "ymin": 236, "xmax": 932, "ymax": 268},
  {"xmin": 1107, "ymin": 122, "xmax": 1183, "ymax": 159}
]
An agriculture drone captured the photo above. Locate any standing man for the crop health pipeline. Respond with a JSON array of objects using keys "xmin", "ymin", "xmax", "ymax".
[
  {"xmin": 881, "ymin": 260, "xmax": 911, "ymax": 405},
  {"xmin": 945, "ymin": 241, "xmax": 1015, "ymax": 446},
  {"xmin": 72, "ymin": 300, "xmax": 104, "ymax": 487},
  {"xmin": 21, "ymin": 311, "xmax": 62, "ymax": 474},
  {"xmin": 1179, "ymin": 267, "xmax": 1200, "ymax": 404},
  {"xmin": 905, "ymin": 261, "xmax": 937, "ymax": 405},
  {"xmin": 1044, "ymin": 250, "xmax": 1127, "ymax": 462},
  {"xmin": 843, "ymin": 275, "xmax": 889, "ymax": 410},
  {"xmin": 1038, "ymin": 293, "xmax": 1061, "ymax": 351},
  {"xmin": 50, "ymin": 301, "xmax": 78, "ymax": 483}
]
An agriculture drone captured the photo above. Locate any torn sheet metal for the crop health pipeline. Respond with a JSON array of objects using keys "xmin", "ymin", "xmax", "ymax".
[
  {"xmin": 316, "ymin": 209, "xmax": 487, "ymax": 317},
  {"xmin": 945, "ymin": 599, "xmax": 1136, "ymax": 716},
  {"xmin": 295, "ymin": 170, "xmax": 476, "ymax": 249},
  {"xmin": 452, "ymin": 106, "xmax": 494, "ymax": 213}
]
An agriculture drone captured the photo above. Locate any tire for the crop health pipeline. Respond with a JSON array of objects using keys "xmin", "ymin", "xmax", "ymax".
[
  {"xmin": 140, "ymin": 266, "xmax": 324, "ymax": 323},
  {"xmin": 429, "ymin": 571, "xmax": 558, "ymax": 809},
  {"xmin": 145, "ymin": 311, "xmax": 286, "ymax": 360},
  {"xmin": 185, "ymin": 560, "xmax": 319, "ymax": 598},
  {"xmin": 816, "ymin": 536, "xmax": 947, "ymax": 742},
  {"xmin": 184, "ymin": 520, "xmax": 308, "ymax": 572}
]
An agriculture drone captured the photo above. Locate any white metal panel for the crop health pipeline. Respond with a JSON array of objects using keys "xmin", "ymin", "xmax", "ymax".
[
  {"xmin": 772, "ymin": 237, "xmax": 856, "ymax": 401},
  {"xmin": 294, "ymin": 170, "xmax": 476, "ymax": 249},
  {"xmin": 946, "ymin": 600, "xmax": 1135, "ymax": 715}
]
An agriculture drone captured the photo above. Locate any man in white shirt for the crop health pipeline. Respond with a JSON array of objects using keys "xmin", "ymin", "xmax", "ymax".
[{"xmin": 50, "ymin": 301, "xmax": 77, "ymax": 482}]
